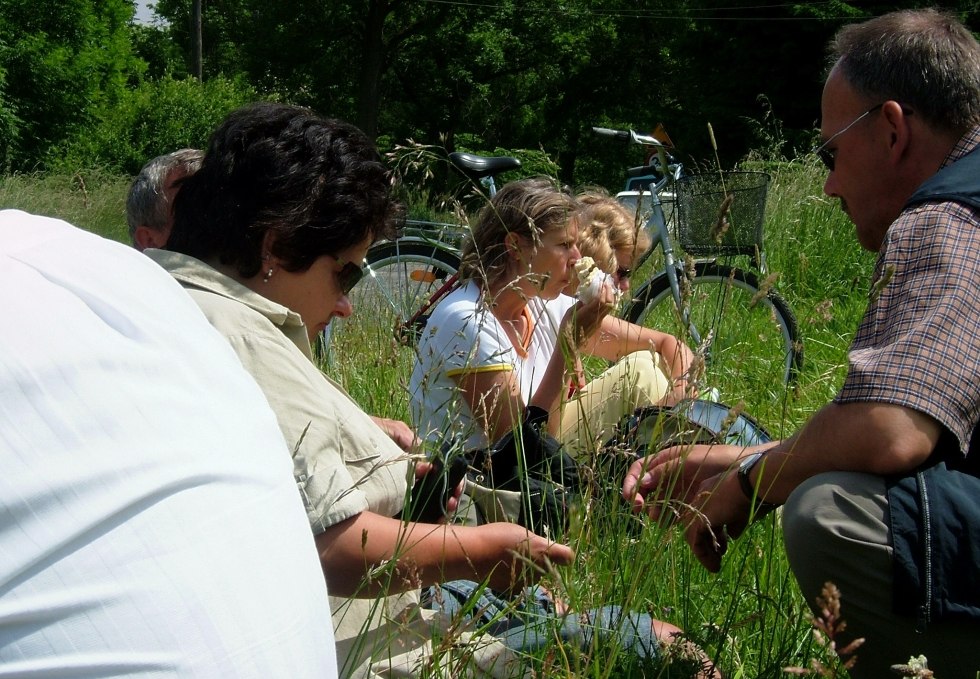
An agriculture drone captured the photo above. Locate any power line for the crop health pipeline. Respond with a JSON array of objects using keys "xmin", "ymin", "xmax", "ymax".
[{"xmin": 418, "ymin": 0, "xmax": 858, "ymax": 21}]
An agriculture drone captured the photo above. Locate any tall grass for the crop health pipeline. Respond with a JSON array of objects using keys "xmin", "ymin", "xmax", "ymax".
[
  {"xmin": 0, "ymin": 171, "xmax": 132, "ymax": 243},
  {"xmin": 325, "ymin": 157, "xmax": 877, "ymax": 677},
  {"xmin": 3, "ymin": 161, "xmax": 876, "ymax": 677}
]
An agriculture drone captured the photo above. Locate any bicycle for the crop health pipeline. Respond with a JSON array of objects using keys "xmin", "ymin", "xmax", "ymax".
[{"xmin": 590, "ymin": 126, "xmax": 802, "ymax": 395}]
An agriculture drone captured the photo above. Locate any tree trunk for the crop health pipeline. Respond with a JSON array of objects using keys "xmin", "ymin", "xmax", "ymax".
[
  {"xmin": 191, "ymin": 0, "xmax": 203, "ymax": 80},
  {"xmin": 356, "ymin": 0, "xmax": 387, "ymax": 138}
]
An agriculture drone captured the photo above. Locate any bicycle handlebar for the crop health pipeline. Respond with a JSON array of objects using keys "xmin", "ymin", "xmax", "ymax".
[
  {"xmin": 591, "ymin": 125, "xmax": 666, "ymax": 148},
  {"xmin": 591, "ymin": 126, "xmax": 631, "ymax": 142}
]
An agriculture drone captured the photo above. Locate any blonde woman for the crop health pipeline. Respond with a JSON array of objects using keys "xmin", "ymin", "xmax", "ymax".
[{"xmin": 546, "ymin": 188, "xmax": 695, "ymax": 452}]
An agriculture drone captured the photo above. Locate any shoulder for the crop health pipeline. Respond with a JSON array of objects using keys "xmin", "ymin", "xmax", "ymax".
[{"xmin": 426, "ymin": 281, "xmax": 495, "ymax": 335}]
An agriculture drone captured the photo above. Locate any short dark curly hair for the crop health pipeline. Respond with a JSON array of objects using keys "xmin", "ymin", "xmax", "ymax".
[{"xmin": 168, "ymin": 102, "xmax": 400, "ymax": 277}]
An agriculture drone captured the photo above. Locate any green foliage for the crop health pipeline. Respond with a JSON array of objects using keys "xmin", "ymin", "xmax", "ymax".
[
  {"xmin": 130, "ymin": 23, "xmax": 189, "ymax": 80},
  {"xmin": 0, "ymin": 0, "xmax": 143, "ymax": 171},
  {"xmin": 52, "ymin": 75, "xmax": 258, "ymax": 175},
  {"xmin": 0, "ymin": 63, "xmax": 20, "ymax": 171}
]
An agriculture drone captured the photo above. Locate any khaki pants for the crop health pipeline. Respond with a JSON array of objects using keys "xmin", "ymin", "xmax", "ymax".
[
  {"xmin": 783, "ymin": 472, "xmax": 980, "ymax": 678},
  {"xmin": 557, "ymin": 350, "xmax": 671, "ymax": 459}
]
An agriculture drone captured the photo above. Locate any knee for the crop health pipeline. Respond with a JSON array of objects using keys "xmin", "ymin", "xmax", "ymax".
[
  {"xmin": 617, "ymin": 351, "xmax": 670, "ymax": 403},
  {"xmin": 782, "ymin": 472, "xmax": 888, "ymax": 606}
]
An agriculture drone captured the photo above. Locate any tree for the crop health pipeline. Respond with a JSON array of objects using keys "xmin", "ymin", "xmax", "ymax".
[{"xmin": 0, "ymin": 0, "xmax": 143, "ymax": 170}]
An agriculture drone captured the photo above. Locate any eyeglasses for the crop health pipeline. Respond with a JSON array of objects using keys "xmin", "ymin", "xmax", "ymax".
[
  {"xmin": 813, "ymin": 103, "xmax": 883, "ymax": 171},
  {"xmin": 615, "ymin": 267, "xmax": 631, "ymax": 281},
  {"xmin": 336, "ymin": 259, "xmax": 364, "ymax": 294}
]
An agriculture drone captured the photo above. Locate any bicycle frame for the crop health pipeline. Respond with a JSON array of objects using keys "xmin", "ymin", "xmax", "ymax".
[{"xmin": 594, "ymin": 126, "xmax": 706, "ymax": 348}]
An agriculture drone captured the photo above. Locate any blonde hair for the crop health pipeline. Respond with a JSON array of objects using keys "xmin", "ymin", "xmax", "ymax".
[
  {"xmin": 575, "ymin": 189, "xmax": 652, "ymax": 273},
  {"xmin": 459, "ymin": 177, "xmax": 577, "ymax": 288}
]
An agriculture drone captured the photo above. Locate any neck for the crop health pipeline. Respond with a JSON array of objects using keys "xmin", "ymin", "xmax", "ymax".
[{"xmin": 486, "ymin": 279, "xmax": 530, "ymax": 321}]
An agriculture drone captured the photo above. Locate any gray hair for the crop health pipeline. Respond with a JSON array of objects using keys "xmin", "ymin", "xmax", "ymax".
[
  {"xmin": 829, "ymin": 8, "xmax": 980, "ymax": 135},
  {"xmin": 126, "ymin": 148, "xmax": 204, "ymax": 241}
]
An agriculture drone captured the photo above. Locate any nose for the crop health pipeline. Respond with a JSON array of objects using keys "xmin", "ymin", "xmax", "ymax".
[
  {"xmin": 570, "ymin": 244, "xmax": 581, "ymax": 261},
  {"xmin": 823, "ymin": 171, "xmax": 838, "ymax": 198},
  {"xmin": 333, "ymin": 294, "xmax": 354, "ymax": 320}
]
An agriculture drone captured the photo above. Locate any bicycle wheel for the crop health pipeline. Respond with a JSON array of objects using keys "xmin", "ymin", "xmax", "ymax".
[
  {"xmin": 624, "ymin": 262, "xmax": 802, "ymax": 400},
  {"xmin": 322, "ymin": 240, "xmax": 461, "ymax": 417}
]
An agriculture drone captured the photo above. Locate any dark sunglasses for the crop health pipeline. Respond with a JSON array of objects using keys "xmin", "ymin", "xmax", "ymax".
[
  {"xmin": 337, "ymin": 259, "xmax": 364, "ymax": 294},
  {"xmin": 813, "ymin": 103, "xmax": 883, "ymax": 172},
  {"xmin": 615, "ymin": 267, "xmax": 631, "ymax": 281}
]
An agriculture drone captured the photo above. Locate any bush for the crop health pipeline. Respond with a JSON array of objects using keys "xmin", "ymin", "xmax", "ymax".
[{"xmin": 51, "ymin": 75, "xmax": 261, "ymax": 175}]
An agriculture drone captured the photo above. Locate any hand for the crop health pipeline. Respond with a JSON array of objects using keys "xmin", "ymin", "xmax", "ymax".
[
  {"xmin": 473, "ymin": 522, "xmax": 574, "ymax": 592},
  {"xmin": 413, "ymin": 459, "xmax": 465, "ymax": 519},
  {"xmin": 622, "ymin": 443, "xmax": 742, "ymax": 521},
  {"xmin": 681, "ymin": 470, "xmax": 753, "ymax": 573},
  {"xmin": 372, "ymin": 416, "xmax": 419, "ymax": 452}
]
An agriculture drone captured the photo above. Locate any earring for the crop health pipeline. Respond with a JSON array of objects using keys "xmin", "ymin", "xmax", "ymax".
[{"xmin": 263, "ymin": 267, "xmax": 274, "ymax": 283}]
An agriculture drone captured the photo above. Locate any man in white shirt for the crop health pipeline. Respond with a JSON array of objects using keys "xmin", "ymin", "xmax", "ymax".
[{"xmin": 0, "ymin": 209, "xmax": 338, "ymax": 678}]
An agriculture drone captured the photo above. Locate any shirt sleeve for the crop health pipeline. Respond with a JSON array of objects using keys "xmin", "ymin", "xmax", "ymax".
[
  {"xmin": 227, "ymin": 331, "xmax": 409, "ymax": 531},
  {"xmin": 836, "ymin": 202, "xmax": 980, "ymax": 455},
  {"xmin": 428, "ymin": 296, "xmax": 516, "ymax": 379}
]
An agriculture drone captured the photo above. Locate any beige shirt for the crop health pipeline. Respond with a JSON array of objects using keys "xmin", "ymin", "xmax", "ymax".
[
  {"xmin": 149, "ymin": 251, "xmax": 525, "ymax": 678},
  {"xmin": 147, "ymin": 250, "xmax": 449, "ymax": 677}
]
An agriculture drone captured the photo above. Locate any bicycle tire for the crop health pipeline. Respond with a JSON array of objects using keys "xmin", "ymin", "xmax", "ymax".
[
  {"xmin": 624, "ymin": 262, "xmax": 802, "ymax": 396},
  {"xmin": 322, "ymin": 239, "xmax": 461, "ymax": 410}
]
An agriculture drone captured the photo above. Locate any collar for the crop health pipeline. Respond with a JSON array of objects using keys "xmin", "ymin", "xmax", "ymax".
[{"xmin": 145, "ymin": 249, "xmax": 312, "ymax": 357}]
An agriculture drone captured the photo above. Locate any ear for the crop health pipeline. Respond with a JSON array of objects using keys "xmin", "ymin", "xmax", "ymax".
[
  {"xmin": 260, "ymin": 230, "xmax": 280, "ymax": 264},
  {"xmin": 504, "ymin": 231, "xmax": 523, "ymax": 259},
  {"xmin": 881, "ymin": 100, "xmax": 911, "ymax": 165},
  {"xmin": 133, "ymin": 225, "xmax": 169, "ymax": 251}
]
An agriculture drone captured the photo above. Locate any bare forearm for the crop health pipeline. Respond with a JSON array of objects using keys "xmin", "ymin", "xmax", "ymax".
[
  {"xmin": 751, "ymin": 402, "xmax": 940, "ymax": 504},
  {"xmin": 314, "ymin": 513, "xmax": 485, "ymax": 596},
  {"xmin": 315, "ymin": 512, "xmax": 572, "ymax": 597}
]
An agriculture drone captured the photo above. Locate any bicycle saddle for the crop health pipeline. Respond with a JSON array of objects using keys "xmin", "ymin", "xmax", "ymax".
[{"xmin": 449, "ymin": 152, "xmax": 522, "ymax": 180}]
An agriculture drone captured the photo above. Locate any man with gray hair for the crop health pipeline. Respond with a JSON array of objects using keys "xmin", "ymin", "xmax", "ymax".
[
  {"xmin": 126, "ymin": 148, "xmax": 203, "ymax": 250},
  {"xmin": 625, "ymin": 8, "xmax": 980, "ymax": 676}
]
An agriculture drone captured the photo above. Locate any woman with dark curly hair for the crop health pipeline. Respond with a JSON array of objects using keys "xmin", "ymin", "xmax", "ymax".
[{"xmin": 148, "ymin": 102, "xmax": 574, "ymax": 678}]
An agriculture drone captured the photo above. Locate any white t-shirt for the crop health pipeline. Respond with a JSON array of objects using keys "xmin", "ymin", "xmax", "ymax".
[
  {"xmin": 0, "ymin": 211, "xmax": 337, "ymax": 678},
  {"xmin": 409, "ymin": 281, "xmax": 570, "ymax": 450}
]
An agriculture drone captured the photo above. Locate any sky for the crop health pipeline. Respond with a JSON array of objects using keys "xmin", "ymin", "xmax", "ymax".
[{"xmin": 134, "ymin": 0, "xmax": 156, "ymax": 25}]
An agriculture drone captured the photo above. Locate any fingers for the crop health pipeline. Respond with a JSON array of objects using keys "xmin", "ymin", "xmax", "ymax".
[
  {"xmin": 622, "ymin": 452, "xmax": 680, "ymax": 519},
  {"xmin": 413, "ymin": 460, "xmax": 433, "ymax": 481},
  {"xmin": 686, "ymin": 518, "xmax": 725, "ymax": 573},
  {"xmin": 542, "ymin": 541, "xmax": 575, "ymax": 566},
  {"xmin": 443, "ymin": 479, "xmax": 465, "ymax": 519},
  {"xmin": 622, "ymin": 455, "xmax": 654, "ymax": 502}
]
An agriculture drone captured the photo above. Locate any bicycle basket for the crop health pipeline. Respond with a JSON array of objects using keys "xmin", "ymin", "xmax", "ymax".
[{"xmin": 674, "ymin": 171, "xmax": 769, "ymax": 257}]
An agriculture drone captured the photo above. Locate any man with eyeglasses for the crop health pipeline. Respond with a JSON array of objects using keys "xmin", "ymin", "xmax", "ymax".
[{"xmin": 624, "ymin": 8, "xmax": 980, "ymax": 676}]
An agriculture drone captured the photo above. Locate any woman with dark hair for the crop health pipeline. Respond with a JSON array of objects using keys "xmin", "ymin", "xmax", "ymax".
[{"xmin": 148, "ymin": 102, "xmax": 575, "ymax": 678}]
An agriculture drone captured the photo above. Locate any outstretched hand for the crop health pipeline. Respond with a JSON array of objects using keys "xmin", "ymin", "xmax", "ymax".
[
  {"xmin": 622, "ymin": 444, "xmax": 758, "ymax": 572},
  {"xmin": 622, "ymin": 443, "xmax": 741, "ymax": 520}
]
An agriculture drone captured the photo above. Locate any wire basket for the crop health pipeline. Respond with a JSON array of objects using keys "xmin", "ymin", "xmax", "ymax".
[{"xmin": 674, "ymin": 171, "xmax": 770, "ymax": 257}]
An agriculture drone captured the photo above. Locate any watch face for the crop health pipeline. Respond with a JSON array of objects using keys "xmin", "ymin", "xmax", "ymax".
[{"xmin": 740, "ymin": 452, "xmax": 763, "ymax": 473}]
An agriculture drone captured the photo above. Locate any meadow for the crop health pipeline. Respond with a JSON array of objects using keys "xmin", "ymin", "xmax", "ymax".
[{"xmin": 0, "ymin": 161, "xmax": 881, "ymax": 677}]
